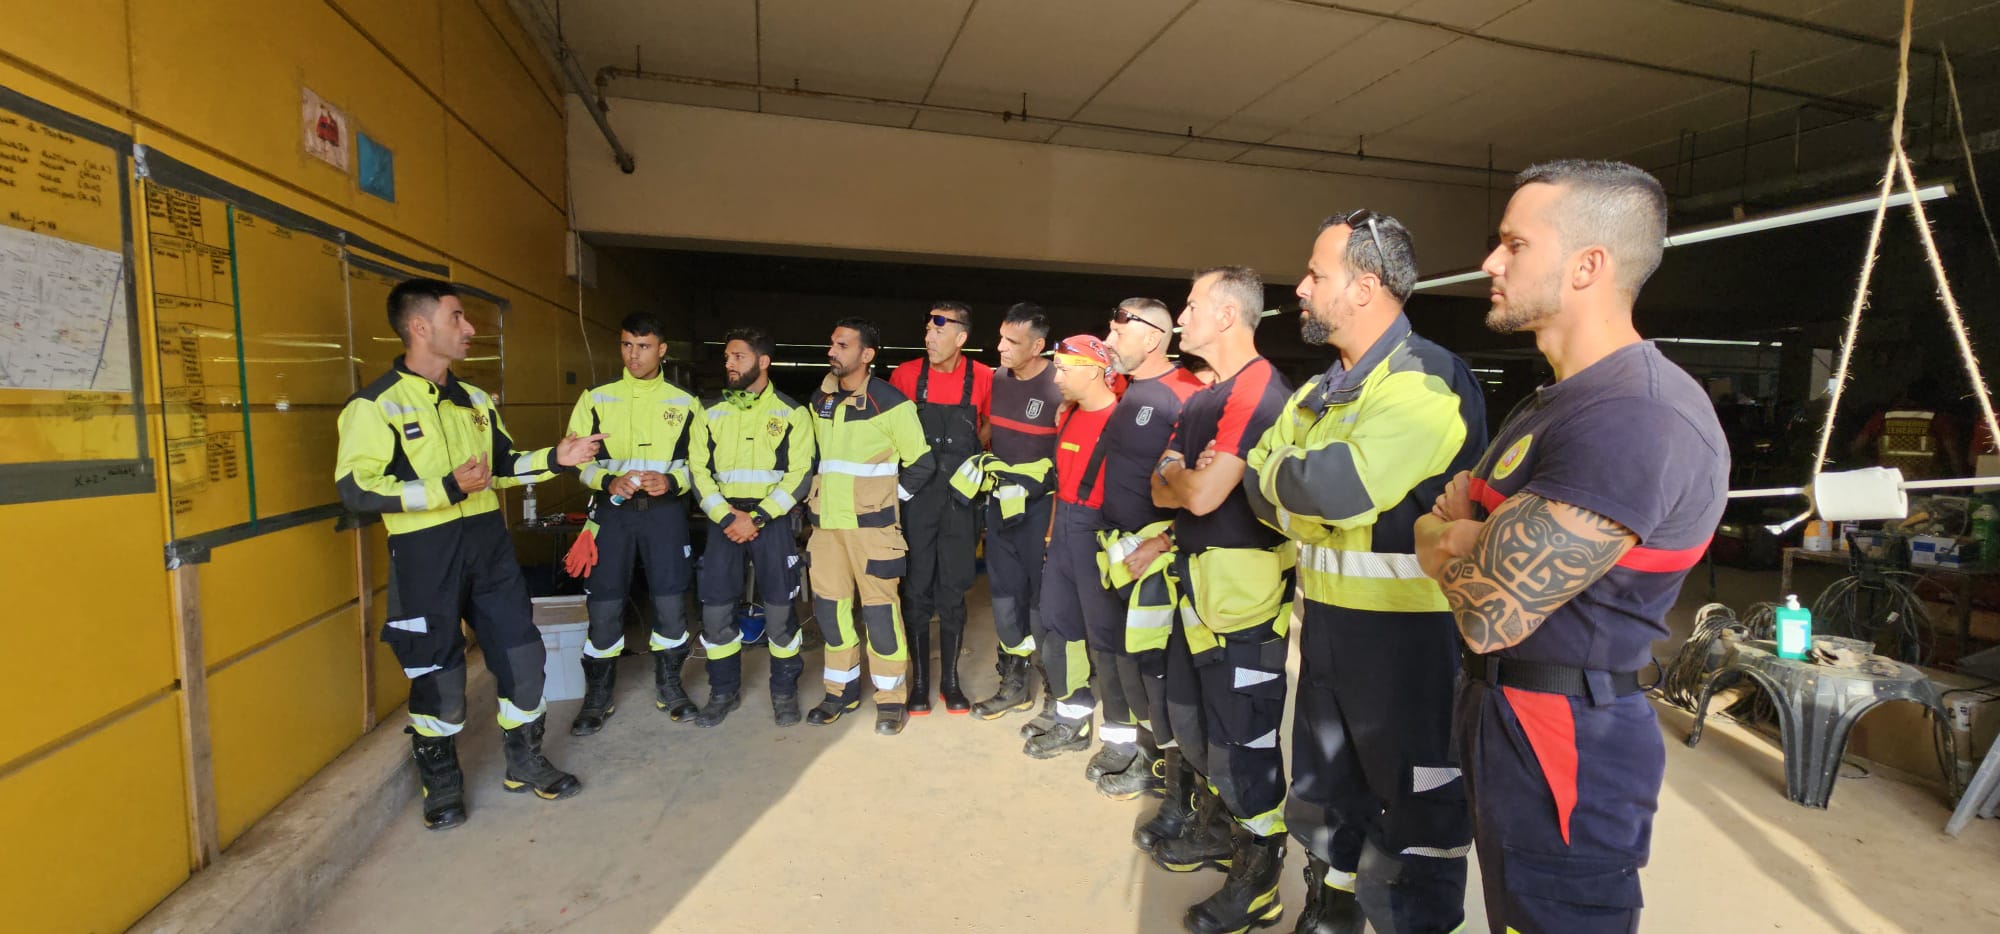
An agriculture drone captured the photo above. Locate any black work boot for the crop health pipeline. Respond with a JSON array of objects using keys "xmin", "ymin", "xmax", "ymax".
[
  {"xmin": 1296, "ymin": 856, "xmax": 1366, "ymax": 934},
  {"xmin": 806, "ymin": 685, "xmax": 862, "ymax": 725},
  {"xmin": 1135, "ymin": 749, "xmax": 1197, "ymax": 851},
  {"xmin": 1185, "ymin": 825, "xmax": 1286, "ymax": 933},
  {"xmin": 907, "ymin": 622, "xmax": 933, "ymax": 716},
  {"xmin": 568, "ymin": 655, "xmax": 619, "ymax": 736},
  {"xmin": 409, "ymin": 731, "xmax": 466, "ymax": 830},
  {"xmin": 1020, "ymin": 672, "xmax": 1058, "ymax": 739},
  {"xmin": 770, "ymin": 655, "xmax": 805, "ymax": 727},
  {"xmin": 938, "ymin": 627, "xmax": 971, "ymax": 713},
  {"xmin": 973, "ymin": 653, "xmax": 1034, "ymax": 719},
  {"xmin": 693, "ymin": 691, "xmax": 740, "ymax": 728},
  {"xmin": 1085, "ymin": 740, "xmax": 1139, "ymax": 783},
  {"xmin": 1098, "ymin": 744, "xmax": 1167, "ymax": 800},
  {"xmin": 500, "ymin": 718, "xmax": 582, "ymax": 800},
  {"xmin": 693, "ymin": 651, "xmax": 743, "ymax": 728},
  {"xmin": 876, "ymin": 703, "xmax": 909, "ymax": 735},
  {"xmin": 653, "ymin": 647, "xmax": 697, "ymax": 720},
  {"xmin": 1152, "ymin": 784, "xmax": 1234, "ymax": 873},
  {"xmin": 1023, "ymin": 718, "xmax": 1092, "ymax": 758}
]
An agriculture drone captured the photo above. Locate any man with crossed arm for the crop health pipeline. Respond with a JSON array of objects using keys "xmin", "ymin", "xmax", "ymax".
[{"xmin": 1416, "ymin": 160, "xmax": 1727, "ymax": 934}]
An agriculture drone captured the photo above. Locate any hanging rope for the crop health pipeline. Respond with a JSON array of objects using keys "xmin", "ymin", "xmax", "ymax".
[
  {"xmin": 1940, "ymin": 45, "xmax": 2000, "ymax": 274},
  {"xmin": 1765, "ymin": 0, "xmax": 2000, "ymax": 518}
]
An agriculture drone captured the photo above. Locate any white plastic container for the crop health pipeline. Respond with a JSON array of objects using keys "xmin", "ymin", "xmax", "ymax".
[{"xmin": 531, "ymin": 595, "xmax": 590, "ymax": 701}]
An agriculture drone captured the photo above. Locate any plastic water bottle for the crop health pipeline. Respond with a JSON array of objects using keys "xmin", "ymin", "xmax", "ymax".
[
  {"xmin": 521, "ymin": 483, "xmax": 538, "ymax": 524},
  {"xmin": 1776, "ymin": 594, "xmax": 1812, "ymax": 660},
  {"xmin": 608, "ymin": 492, "xmax": 627, "ymax": 506},
  {"xmin": 1972, "ymin": 499, "xmax": 1998, "ymax": 564}
]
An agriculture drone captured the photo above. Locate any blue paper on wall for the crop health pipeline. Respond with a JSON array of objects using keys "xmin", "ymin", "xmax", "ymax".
[{"xmin": 358, "ymin": 133, "xmax": 395, "ymax": 202}]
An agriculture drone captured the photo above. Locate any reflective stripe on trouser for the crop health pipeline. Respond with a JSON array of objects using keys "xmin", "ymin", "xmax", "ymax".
[
  {"xmin": 1090, "ymin": 649, "xmax": 1149, "ymax": 746},
  {"xmin": 700, "ymin": 603, "xmax": 745, "ymax": 696},
  {"xmin": 583, "ymin": 599, "xmax": 627, "ymax": 658},
  {"xmin": 697, "ymin": 512, "xmax": 803, "ymax": 661},
  {"xmin": 986, "ymin": 496, "xmax": 1051, "ymax": 656},
  {"xmin": 582, "ymin": 497, "xmax": 693, "ymax": 603},
  {"xmin": 1288, "ymin": 601, "xmax": 1468, "ymax": 934},
  {"xmin": 380, "ymin": 512, "xmax": 547, "ymax": 736},
  {"xmin": 761, "ymin": 603, "xmax": 803, "ymax": 659},
  {"xmin": 646, "ymin": 594, "xmax": 691, "ymax": 652},
  {"xmin": 808, "ymin": 526, "xmax": 909, "ymax": 705},
  {"xmin": 1171, "ymin": 561, "xmax": 1288, "ymax": 839},
  {"xmin": 901, "ymin": 476, "xmax": 978, "ymax": 638},
  {"xmin": 1458, "ymin": 680, "xmax": 1660, "ymax": 934}
]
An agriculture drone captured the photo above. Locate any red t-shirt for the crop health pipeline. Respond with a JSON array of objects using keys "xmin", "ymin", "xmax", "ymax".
[
  {"xmin": 1054, "ymin": 402, "xmax": 1117, "ymax": 508},
  {"xmin": 890, "ymin": 357, "xmax": 994, "ymax": 423}
]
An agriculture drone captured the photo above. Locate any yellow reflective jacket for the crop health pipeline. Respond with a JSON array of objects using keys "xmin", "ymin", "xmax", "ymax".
[
  {"xmin": 808, "ymin": 373, "xmax": 935, "ymax": 529},
  {"xmin": 565, "ymin": 369, "xmax": 700, "ymax": 497},
  {"xmin": 1244, "ymin": 318, "xmax": 1485, "ymax": 612},
  {"xmin": 335, "ymin": 359, "xmax": 559, "ymax": 535},
  {"xmin": 688, "ymin": 384, "xmax": 817, "ymax": 524}
]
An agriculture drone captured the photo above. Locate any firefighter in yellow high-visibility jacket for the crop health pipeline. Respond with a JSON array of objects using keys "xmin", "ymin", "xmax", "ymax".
[
  {"xmin": 804, "ymin": 317, "xmax": 936, "ymax": 736},
  {"xmin": 686, "ymin": 328, "xmax": 816, "ymax": 727},
  {"xmin": 335, "ymin": 278, "xmax": 605, "ymax": 831}
]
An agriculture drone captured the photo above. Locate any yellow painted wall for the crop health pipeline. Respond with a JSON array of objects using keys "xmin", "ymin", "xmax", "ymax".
[{"xmin": 0, "ymin": 2, "xmax": 633, "ymax": 930}]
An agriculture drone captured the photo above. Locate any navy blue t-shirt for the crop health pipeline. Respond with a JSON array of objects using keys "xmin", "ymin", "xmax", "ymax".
[
  {"xmin": 1469, "ymin": 341, "xmax": 1729, "ymax": 672},
  {"xmin": 1101, "ymin": 367, "xmax": 1206, "ymax": 531},
  {"xmin": 1171, "ymin": 357, "xmax": 1292, "ymax": 554},
  {"xmin": 990, "ymin": 362, "xmax": 1060, "ymax": 466}
]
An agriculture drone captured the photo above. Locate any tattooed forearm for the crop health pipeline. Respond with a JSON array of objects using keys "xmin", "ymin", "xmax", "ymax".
[{"xmin": 1440, "ymin": 492, "xmax": 1635, "ymax": 653}]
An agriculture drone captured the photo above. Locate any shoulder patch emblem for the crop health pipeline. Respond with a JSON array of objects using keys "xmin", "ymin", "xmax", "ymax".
[
  {"xmin": 1135, "ymin": 405, "xmax": 1154, "ymax": 426},
  {"xmin": 468, "ymin": 411, "xmax": 488, "ymax": 432},
  {"xmin": 766, "ymin": 416, "xmax": 785, "ymax": 436},
  {"xmin": 1493, "ymin": 434, "xmax": 1533, "ymax": 481}
]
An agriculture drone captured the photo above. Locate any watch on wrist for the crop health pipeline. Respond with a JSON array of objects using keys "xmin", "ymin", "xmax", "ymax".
[{"xmin": 751, "ymin": 513, "xmax": 769, "ymax": 529}]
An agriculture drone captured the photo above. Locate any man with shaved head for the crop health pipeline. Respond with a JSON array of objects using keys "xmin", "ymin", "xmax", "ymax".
[{"xmin": 1417, "ymin": 160, "xmax": 1727, "ymax": 934}]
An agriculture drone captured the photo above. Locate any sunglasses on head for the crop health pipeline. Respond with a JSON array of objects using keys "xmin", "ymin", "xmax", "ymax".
[
  {"xmin": 1336, "ymin": 209, "xmax": 1390, "ymax": 276},
  {"xmin": 926, "ymin": 313, "xmax": 966, "ymax": 329},
  {"xmin": 1111, "ymin": 308, "xmax": 1167, "ymax": 334}
]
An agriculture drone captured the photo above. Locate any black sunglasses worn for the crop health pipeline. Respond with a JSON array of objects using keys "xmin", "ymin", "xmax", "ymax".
[
  {"xmin": 1111, "ymin": 308, "xmax": 1167, "ymax": 334},
  {"xmin": 926, "ymin": 312, "xmax": 969, "ymax": 329}
]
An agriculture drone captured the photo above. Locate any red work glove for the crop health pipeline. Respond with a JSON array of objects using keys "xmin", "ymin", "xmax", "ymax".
[{"xmin": 563, "ymin": 523, "xmax": 600, "ymax": 579}]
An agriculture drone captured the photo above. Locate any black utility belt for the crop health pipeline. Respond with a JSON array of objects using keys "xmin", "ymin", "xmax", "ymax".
[
  {"xmin": 601, "ymin": 492, "xmax": 682, "ymax": 512},
  {"xmin": 1466, "ymin": 654, "xmax": 1643, "ymax": 699}
]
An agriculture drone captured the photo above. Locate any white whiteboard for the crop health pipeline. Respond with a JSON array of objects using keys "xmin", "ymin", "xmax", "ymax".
[{"xmin": 0, "ymin": 221, "xmax": 132, "ymax": 392}]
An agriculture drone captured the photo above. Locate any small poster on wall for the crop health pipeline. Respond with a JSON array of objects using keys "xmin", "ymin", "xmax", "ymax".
[
  {"xmin": 358, "ymin": 133, "xmax": 395, "ymax": 202},
  {"xmin": 301, "ymin": 87, "xmax": 350, "ymax": 171}
]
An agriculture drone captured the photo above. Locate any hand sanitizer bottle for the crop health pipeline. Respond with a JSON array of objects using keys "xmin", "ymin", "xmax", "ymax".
[{"xmin": 1776, "ymin": 594, "xmax": 1812, "ymax": 660}]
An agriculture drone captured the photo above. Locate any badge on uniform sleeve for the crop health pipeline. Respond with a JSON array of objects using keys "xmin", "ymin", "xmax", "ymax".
[
  {"xmin": 1026, "ymin": 399, "xmax": 1044, "ymax": 419},
  {"xmin": 1493, "ymin": 434, "xmax": 1533, "ymax": 480},
  {"xmin": 1136, "ymin": 405, "xmax": 1154, "ymax": 426},
  {"xmin": 403, "ymin": 422, "xmax": 424, "ymax": 440},
  {"xmin": 469, "ymin": 411, "xmax": 488, "ymax": 431},
  {"xmin": 767, "ymin": 417, "xmax": 785, "ymax": 436}
]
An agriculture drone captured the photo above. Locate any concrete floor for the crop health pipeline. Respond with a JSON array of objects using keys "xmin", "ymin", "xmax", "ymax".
[{"xmin": 305, "ymin": 571, "xmax": 2000, "ymax": 934}]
